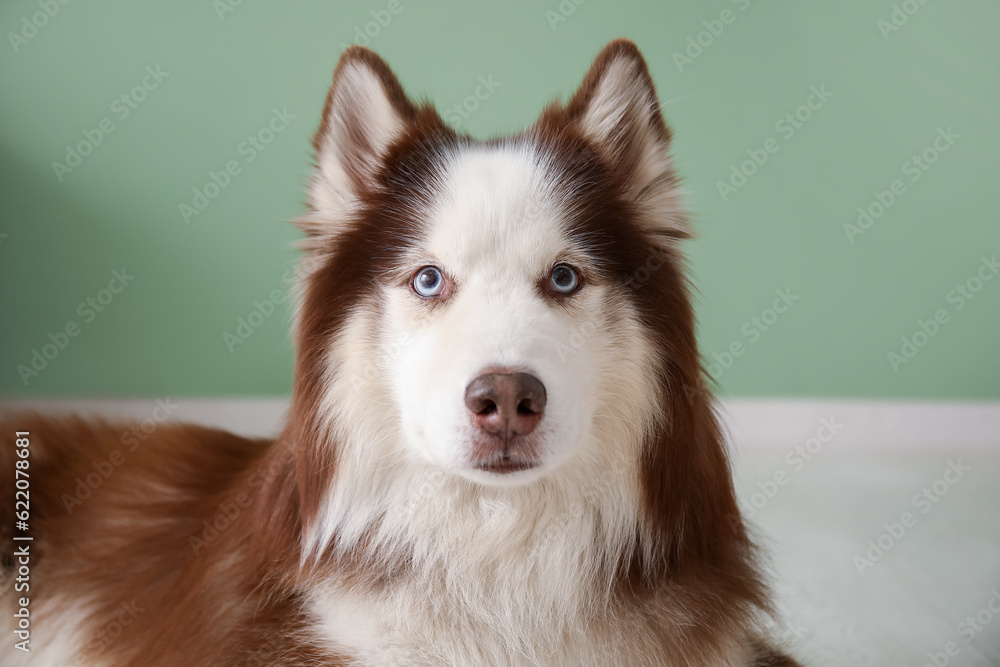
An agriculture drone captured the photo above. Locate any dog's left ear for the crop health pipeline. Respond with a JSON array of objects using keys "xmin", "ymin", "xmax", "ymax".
[
  {"xmin": 567, "ymin": 40, "xmax": 690, "ymax": 238},
  {"xmin": 301, "ymin": 47, "xmax": 418, "ymax": 235}
]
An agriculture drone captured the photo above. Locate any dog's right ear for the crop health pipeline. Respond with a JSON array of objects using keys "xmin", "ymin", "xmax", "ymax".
[
  {"xmin": 562, "ymin": 39, "xmax": 690, "ymax": 239},
  {"xmin": 301, "ymin": 47, "xmax": 417, "ymax": 236}
]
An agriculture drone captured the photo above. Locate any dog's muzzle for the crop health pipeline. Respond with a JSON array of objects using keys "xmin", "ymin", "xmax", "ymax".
[{"xmin": 464, "ymin": 369, "xmax": 546, "ymax": 473}]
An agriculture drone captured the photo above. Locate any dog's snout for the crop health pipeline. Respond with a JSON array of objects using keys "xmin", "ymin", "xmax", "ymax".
[{"xmin": 465, "ymin": 371, "xmax": 546, "ymax": 437}]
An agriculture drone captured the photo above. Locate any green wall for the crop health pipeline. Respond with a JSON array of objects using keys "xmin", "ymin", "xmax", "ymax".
[{"xmin": 1, "ymin": 0, "xmax": 997, "ymax": 398}]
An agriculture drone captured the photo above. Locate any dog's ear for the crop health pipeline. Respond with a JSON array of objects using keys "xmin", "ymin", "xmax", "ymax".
[
  {"xmin": 301, "ymin": 47, "xmax": 417, "ymax": 236},
  {"xmin": 567, "ymin": 40, "xmax": 690, "ymax": 238}
]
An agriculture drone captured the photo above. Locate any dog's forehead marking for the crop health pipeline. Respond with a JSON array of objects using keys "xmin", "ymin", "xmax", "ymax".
[{"xmin": 421, "ymin": 143, "xmax": 571, "ymax": 277}]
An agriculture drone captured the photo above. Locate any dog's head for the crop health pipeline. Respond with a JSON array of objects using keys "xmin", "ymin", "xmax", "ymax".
[
  {"xmin": 268, "ymin": 39, "xmax": 763, "ymax": 629},
  {"xmin": 283, "ymin": 40, "xmax": 754, "ymax": 579},
  {"xmin": 292, "ymin": 40, "xmax": 699, "ymax": 491}
]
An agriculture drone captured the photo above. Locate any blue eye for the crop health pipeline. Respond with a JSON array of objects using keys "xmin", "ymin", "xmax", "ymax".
[
  {"xmin": 549, "ymin": 264, "xmax": 579, "ymax": 294},
  {"xmin": 412, "ymin": 266, "xmax": 445, "ymax": 297}
]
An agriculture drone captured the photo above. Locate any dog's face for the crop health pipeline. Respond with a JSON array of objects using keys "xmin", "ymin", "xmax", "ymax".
[
  {"xmin": 385, "ymin": 146, "xmax": 613, "ymax": 485},
  {"xmin": 295, "ymin": 42, "xmax": 691, "ymax": 489}
]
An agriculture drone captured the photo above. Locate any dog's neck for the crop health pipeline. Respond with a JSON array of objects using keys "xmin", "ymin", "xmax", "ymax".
[
  {"xmin": 256, "ymin": 396, "xmax": 759, "ymax": 665},
  {"xmin": 296, "ymin": 445, "xmax": 669, "ymax": 665},
  {"xmin": 290, "ymin": 361, "xmax": 653, "ymax": 586},
  {"xmin": 304, "ymin": 447, "xmax": 644, "ymax": 586}
]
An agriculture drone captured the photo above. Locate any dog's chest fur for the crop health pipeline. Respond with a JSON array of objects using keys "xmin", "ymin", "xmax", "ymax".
[
  {"xmin": 299, "ymin": 477, "xmax": 747, "ymax": 667},
  {"xmin": 308, "ymin": 579, "xmax": 747, "ymax": 667}
]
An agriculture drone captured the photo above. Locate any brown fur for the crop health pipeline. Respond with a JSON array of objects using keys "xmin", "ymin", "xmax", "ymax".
[
  {"xmin": 0, "ymin": 414, "xmax": 342, "ymax": 665},
  {"xmin": 1, "ymin": 39, "xmax": 802, "ymax": 665}
]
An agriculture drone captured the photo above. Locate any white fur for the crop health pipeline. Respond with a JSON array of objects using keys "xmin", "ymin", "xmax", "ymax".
[
  {"xmin": 394, "ymin": 144, "xmax": 595, "ymax": 481},
  {"xmin": 0, "ymin": 594, "xmax": 94, "ymax": 667},
  {"xmin": 300, "ymin": 142, "xmax": 697, "ymax": 664},
  {"xmin": 308, "ymin": 60, "xmax": 406, "ymax": 222},
  {"xmin": 578, "ymin": 57, "xmax": 690, "ymax": 237},
  {"xmin": 0, "ymin": 48, "xmax": 765, "ymax": 667},
  {"xmin": 295, "ymin": 51, "xmax": 746, "ymax": 665}
]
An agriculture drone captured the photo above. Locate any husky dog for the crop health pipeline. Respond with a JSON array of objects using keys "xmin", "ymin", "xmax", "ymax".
[{"xmin": 1, "ymin": 40, "xmax": 801, "ymax": 666}]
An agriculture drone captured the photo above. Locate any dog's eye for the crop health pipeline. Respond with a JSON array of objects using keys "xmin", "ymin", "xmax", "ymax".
[
  {"xmin": 412, "ymin": 266, "xmax": 446, "ymax": 298},
  {"xmin": 548, "ymin": 264, "xmax": 580, "ymax": 294}
]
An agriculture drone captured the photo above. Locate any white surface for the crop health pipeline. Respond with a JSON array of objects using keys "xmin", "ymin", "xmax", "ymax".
[
  {"xmin": 2, "ymin": 397, "xmax": 998, "ymax": 665},
  {"xmin": 734, "ymin": 438, "xmax": 1000, "ymax": 666},
  {"xmin": 723, "ymin": 399, "xmax": 1000, "ymax": 448}
]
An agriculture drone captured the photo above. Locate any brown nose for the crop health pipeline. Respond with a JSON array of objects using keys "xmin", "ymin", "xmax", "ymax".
[{"xmin": 464, "ymin": 371, "xmax": 546, "ymax": 438}]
